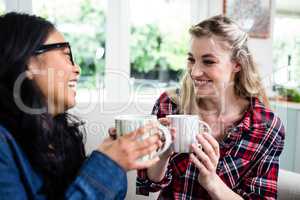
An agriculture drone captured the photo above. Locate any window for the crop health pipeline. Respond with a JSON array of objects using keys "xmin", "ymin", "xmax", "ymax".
[
  {"xmin": 30, "ymin": 0, "xmax": 196, "ymax": 103},
  {"xmin": 272, "ymin": 11, "xmax": 300, "ymax": 102},
  {"xmin": 33, "ymin": 0, "xmax": 107, "ymax": 101},
  {"xmin": 0, "ymin": 0, "xmax": 5, "ymax": 14},
  {"xmin": 273, "ymin": 16, "xmax": 300, "ymax": 86},
  {"xmin": 129, "ymin": 0, "xmax": 191, "ymax": 100}
]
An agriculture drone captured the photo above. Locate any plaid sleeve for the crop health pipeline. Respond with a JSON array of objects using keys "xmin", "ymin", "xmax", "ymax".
[
  {"xmin": 136, "ymin": 166, "xmax": 173, "ymax": 196},
  {"xmin": 151, "ymin": 92, "xmax": 179, "ymax": 118},
  {"xmin": 234, "ymin": 114, "xmax": 285, "ymax": 200},
  {"xmin": 136, "ymin": 92, "xmax": 178, "ymax": 196}
]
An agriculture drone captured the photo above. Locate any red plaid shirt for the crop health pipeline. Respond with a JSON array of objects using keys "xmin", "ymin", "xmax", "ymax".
[{"xmin": 137, "ymin": 92, "xmax": 285, "ymax": 200}]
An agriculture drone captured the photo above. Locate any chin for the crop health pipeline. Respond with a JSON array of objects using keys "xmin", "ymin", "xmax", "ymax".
[
  {"xmin": 194, "ymin": 87, "xmax": 216, "ymax": 98},
  {"xmin": 67, "ymin": 100, "xmax": 76, "ymax": 109},
  {"xmin": 67, "ymin": 90, "xmax": 77, "ymax": 107},
  {"xmin": 64, "ymin": 96, "xmax": 76, "ymax": 110}
]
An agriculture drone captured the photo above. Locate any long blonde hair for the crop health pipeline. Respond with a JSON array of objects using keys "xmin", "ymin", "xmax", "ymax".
[{"xmin": 168, "ymin": 15, "xmax": 269, "ymax": 114}]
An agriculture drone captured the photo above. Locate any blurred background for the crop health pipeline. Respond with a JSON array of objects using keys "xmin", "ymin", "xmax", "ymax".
[{"xmin": 1, "ymin": 0, "xmax": 300, "ymax": 199}]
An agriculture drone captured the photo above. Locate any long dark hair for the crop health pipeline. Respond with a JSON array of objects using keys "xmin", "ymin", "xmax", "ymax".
[{"xmin": 0, "ymin": 12, "xmax": 86, "ymax": 199}]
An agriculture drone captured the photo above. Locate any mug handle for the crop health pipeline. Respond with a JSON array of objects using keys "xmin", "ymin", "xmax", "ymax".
[
  {"xmin": 153, "ymin": 124, "xmax": 172, "ymax": 157},
  {"xmin": 198, "ymin": 120, "xmax": 212, "ymax": 134}
]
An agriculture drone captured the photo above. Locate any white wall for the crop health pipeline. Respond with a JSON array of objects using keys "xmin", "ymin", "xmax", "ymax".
[{"xmin": 4, "ymin": 0, "xmax": 32, "ymax": 13}]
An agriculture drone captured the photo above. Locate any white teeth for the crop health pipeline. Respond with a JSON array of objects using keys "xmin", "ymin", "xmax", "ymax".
[
  {"xmin": 194, "ymin": 80, "xmax": 211, "ymax": 86},
  {"xmin": 68, "ymin": 81, "xmax": 77, "ymax": 88}
]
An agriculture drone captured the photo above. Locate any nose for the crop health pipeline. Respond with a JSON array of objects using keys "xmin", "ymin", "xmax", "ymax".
[
  {"xmin": 190, "ymin": 63, "xmax": 204, "ymax": 77},
  {"xmin": 73, "ymin": 63, "xmax": 81, "ymax": 76}
]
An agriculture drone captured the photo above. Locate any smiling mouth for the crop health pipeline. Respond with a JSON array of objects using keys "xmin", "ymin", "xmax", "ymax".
[
  {"xmin": 194, "ymin": 80, "xmax": 213, "ymax": 87},
  {"xmin": 68, "ymin": 80, "xmax": 77, "ymax": 91}
]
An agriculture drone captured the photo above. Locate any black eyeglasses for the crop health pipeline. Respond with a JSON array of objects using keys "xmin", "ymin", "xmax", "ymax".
[{"xmin": 34, "ymin": 42, "xmax": 74, "ymax": 65}]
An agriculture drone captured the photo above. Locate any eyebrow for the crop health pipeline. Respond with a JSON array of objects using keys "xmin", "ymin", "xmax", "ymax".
[
  {"xmin": 187, "ymin": 52, "xmax": 193, "ymax": 57},
  {"xmin": 187, "ymin": 52, "xmax": 217, "ymax": 59},
  {"xmin": 202, "ymin": 54, "xmax": 217, "ymax": 59}
]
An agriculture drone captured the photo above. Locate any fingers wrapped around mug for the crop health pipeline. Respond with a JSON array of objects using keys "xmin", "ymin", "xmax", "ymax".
[
  {"xmin": 129, "ymin": 126, "xmax": 163, "ymax": 152},
  {"xmin": 108, "ymin": 127, "xmax": 117, "ymax": 140},
  {"xmin": 100, "ymin": 126, "xmax": 163, "ymax": 171},
  {"xmin": 123, "ymin": 125, "xmax": 165, "ymax": 169},
  {"xmin": 158, "ymin": 118, "xmax": 176, "ymax": 142},
  {"xmin": 190, "ymin": 132, "xmax": 220, "ymax": 172},
  {"xmin": 189, "ymin": 133, "xmax": 221, "ymax": 189},
  {"xmin": 158, "ymin": 117, "xmax": 171, "ymax": 126}
]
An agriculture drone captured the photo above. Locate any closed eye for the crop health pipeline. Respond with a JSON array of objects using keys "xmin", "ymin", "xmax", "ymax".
[
  {"xmin": 64, "ymin": 52, "xmax": 71, "ymax": 57},
  {"xmin": 203, "ymin": 60, "xmax": 216, "ymax": 65},
  {"xmin": 64, "ymin": 52, "xmax": 72, "ymax": 63},
  {"xmin": 187, "ymin": 57, "xmax": 195, "ymax": 63}
]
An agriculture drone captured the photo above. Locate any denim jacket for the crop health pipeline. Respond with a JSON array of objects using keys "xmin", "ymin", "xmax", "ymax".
[{"xmin": 0, "ymin": 125, "xmax": 127, "ymax": 200}]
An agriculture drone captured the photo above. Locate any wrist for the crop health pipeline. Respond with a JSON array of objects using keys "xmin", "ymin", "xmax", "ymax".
[
  {"xmin": 159, "ymin": 149, "xmax": 173, "ymax": 160},
  {"xmin": 147, "ymin": 155, "xmax": 170, "ymax": 182},
  {"xmin": 205, "ymin": 175, "xmax": 223, "ymax": 197},
  {"xmin": 205, "ymin": 176, "xmax": 243, "ymax": 200}
]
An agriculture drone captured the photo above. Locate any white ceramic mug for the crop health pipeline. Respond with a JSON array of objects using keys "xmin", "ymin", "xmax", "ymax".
[
  {"xmin": 166, "ymin": 114, "xmax": 212, "ymax": 153},
  {"xmin": 115, "ymin": 114, "xmax": 172, "ymax": 161}
]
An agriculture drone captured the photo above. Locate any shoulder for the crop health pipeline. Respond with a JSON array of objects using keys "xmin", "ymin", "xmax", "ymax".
[
  {"xmin": 0, "ymin": 125, "xmax": 18, "ymax": 163},
  {"xmin": 243, "ymin": 98, "xmax": 285, "ymax": 148},
  {"xmin": 156, "ymin": 88, "xmax": 180, "ymax": 103},
  {"xmin": 156, "ymin": 91, "xmax": 173, "ymax": 104},
  {"xmin": 152, "ymin": 89, "xmax": 180, "ymax": 118},
  {"xmin": 0, "ymin": 125, "xmax": 14, "ymax": 146},
  {"xmin": 0, "ymin": 125, "xmax": 29, "ymax": 164},
  {"xmin": 232, "ymin": 98, "xmax": 285, "ymax": 161}
]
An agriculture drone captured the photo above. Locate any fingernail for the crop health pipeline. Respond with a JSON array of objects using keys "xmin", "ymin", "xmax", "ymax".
[{"xmin": 191, "ymin": 143, "xmax": 196, "ymax": 149}]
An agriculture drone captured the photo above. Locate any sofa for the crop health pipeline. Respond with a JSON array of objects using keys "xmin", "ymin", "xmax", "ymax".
[
  {"xmin": 124, "ymin": 169, "xmax": 300, "ymax": 200},
  {"xmin": 278, "ymin": 169, "xmax": 300, "ymax": 200}
]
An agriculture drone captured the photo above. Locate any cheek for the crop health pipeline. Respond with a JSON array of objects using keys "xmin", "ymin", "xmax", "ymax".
[
  {"xmin": 55, "ymin": 72, "xmax": 71, "ymax": 97},
  {"xmin": 213, "ymin": 65, "xmax": 232, "ymax": 81},
  {"xmin": 206, "ymin": 68, "xmax": 221, "ymax": 81},
  {"xmin": 211, "ymin": 67, "xmax": 235, "ymax": 91},
  {"xmin": 46, "ymin": 68, "xmax": 70, "ymax": 98},
  {"xmin": 34, "ymin": 75, "xmax": 49, "ymax": 97},
  {"xmin": 187, "ymin": 62, "xmax": 193, "ymax": 72}
]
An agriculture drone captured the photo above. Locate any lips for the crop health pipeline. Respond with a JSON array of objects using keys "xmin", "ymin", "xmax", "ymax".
[
  {"xmin": 68, "ymin": 79, "xmax": 78, "ymax": 91},
  {"xmin": 194, "ymin": 79, "xmax": 213, "ymax": 87}
]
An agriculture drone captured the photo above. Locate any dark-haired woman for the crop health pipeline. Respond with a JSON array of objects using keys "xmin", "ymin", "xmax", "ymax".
[{"xmin": 0, "ymin": 12, "xmax": 161, "ymax": 200}]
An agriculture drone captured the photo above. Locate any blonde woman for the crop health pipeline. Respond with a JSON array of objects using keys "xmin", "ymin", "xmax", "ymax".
[{"xmin": 137, "ymin": 15, "xmax": 285, "ymax": 200}]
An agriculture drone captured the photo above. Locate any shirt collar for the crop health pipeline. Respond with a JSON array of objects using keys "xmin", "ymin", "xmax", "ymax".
[{"xmin": 220, "ymin": 97, "xmax": 268, "ymax": 148}]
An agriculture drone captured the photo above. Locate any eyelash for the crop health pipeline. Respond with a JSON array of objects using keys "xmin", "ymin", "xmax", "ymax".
[
  {"xmin": 187, "ymin": 57, "xmax": 216, "ymax": 66},
  {"xmin": 203, "ymin": 60, "xmax": 215, "ymax": 65},
  {"xmin": 187, "ymin": 57, "xmax": 195, "ymax": 63},
  {"xmin": 63, "ymin": 52, "xmax": 72, "ymax": 63},
  {"xmin": 64, "ymin": 52, "xmax": 71, "ymax": 59}
]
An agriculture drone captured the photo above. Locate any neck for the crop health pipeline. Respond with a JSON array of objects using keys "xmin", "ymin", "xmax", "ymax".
[
  {"xmin": 197, "ymin": 86, "xmax": 247, "ymax": 117},
  {"xmin": 196, "ymin": 87, "xmax": 249, "ymax": 141},
  {"xmin": 47, "ymin": 100, "xmax": 65, "ymax": 117}
]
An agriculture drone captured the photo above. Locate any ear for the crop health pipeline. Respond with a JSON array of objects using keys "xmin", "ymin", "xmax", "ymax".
[
  {"xmin": 25, "ymin": 70, "xmax": 34, "ymax": 80},
  {"xmin": 232, "ymin": 62, "xmax": 241, "ymax": 73},
  {"xmin": 26, "ymin": 57, "xmax": 40, "ymax": 80}
]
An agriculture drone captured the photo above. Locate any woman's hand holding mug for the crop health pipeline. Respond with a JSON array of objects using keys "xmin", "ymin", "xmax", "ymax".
[
  {"xmin": 100, "ymin": 123, "xmax": 162, "ymax": 171},
  {"xmin": 102, "ymin": 115, "xmax": 173, "ymax": 171}
]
